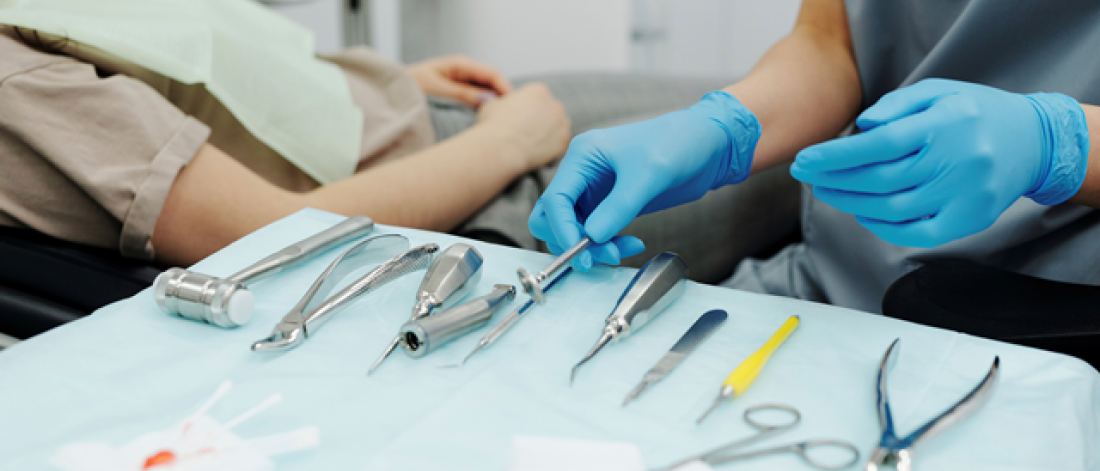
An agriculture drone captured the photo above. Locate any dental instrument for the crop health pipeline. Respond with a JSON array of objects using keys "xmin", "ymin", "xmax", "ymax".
[
  {"xmin": 865, "ymin": 339, "xmax": 1000, "ymax": 471},
  {"xmin": 654, "ymin": 403, "xmax": 859, "ymax": 471},
  {"xmin": 697, "ymin": 315, "xmax": 799, "ymax": 424},
  {"xmin": 444, "ymin": 267, "xmax": 573, "ymax": 368},
  {"xmin": 251, "ymin": 240, "xmax": 438, "ymax": 352},
  {"xmin": 398, "ymin": 284, "xmax": 516, "ymax": 359},
  {"xmin": 570, "ymin": 252, "xmax": 688, "ymax": 386},
  {"xmin": 518, "ymin": 237, "xmax": 591, "ymax": 304},
  {"xmin": 368, "ymin": 243, "xmax": 484, "ymax": 374},
  {"xmin": 622, "ymin": 309, "xmax": 727, "ymax": 407},
  {"xmin": 154, "ymin": 215, "xmax": 374, "ymax": 328}
]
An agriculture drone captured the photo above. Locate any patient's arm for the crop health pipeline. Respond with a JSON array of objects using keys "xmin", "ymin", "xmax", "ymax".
[
  {"xmin": 724, "ymin": 0, "xmax": 862, "ymax": 174},
  {"xmin": 152, "ymin": 83, "xmax": 569, "ymax": 266}
]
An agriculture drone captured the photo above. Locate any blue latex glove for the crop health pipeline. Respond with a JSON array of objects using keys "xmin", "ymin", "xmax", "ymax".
[
  {"xmin": 528, "ymin": 91, "xmax": 761, "ymax": 269},
  {"xmin": 791, "ymin": 79, "xmax": 1089, "ymax": 248}
]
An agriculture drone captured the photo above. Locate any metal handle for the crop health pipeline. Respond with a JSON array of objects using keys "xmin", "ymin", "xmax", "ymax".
[
  {"xmin": 227, "ymin": 216, "xmax": 374, "ymax": 283},
  {"xmin": 301, "ymin": 243, "xmax": 438, "ymax": 334},
  {"xmin": 606, "ymin": 252, "xmax": 688, "ymax": 337},
  {"xmin": 412, "ymin": 243, "xmax": 484, "ymax": 319},
  {"xmin": 538, "ymin": 238, "xmax": 590, "ymax": 281}
]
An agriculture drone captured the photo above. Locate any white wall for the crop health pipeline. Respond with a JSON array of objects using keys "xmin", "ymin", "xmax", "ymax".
[
  {"xmin": 634, "ymin": 0, "xmax": 800, "ymax": 78},
  {"xmin": 267, "ymin": 0, "xmax": 802, "ymax": 79},
  {"xmin": 435, "ymin": 0, "xmax": 632, "ymax": 77},
  {"xmin": 265, "ymin": 0, "xmax": 344, "ymax": 55}
]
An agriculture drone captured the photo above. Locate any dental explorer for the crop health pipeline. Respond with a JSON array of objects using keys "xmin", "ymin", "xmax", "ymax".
[
  {"xmin": 368, "ymin": 243, "xmax": 484, "ymax": 374},
  {"xmin": 444, "ymin": 267, "xmax": 573, "ymax": 368},
  {"xmin": 570, "ymin": 252, "xmax": 688, "ymax": 386},
  {"xmin": 697, "ymin": 315, "xmax": 800, "ymax": 424},
  {"xmin": 251, "ymin": 242, "xmax": 439, "ymax": 352},
  {"xmin": 154, "ymin": 215, "xmax": 374, "ymax": 328},
  {"xmin": 398, "ymin": 284, "xmax": 516, "ymax": 359},
  {"xmin": 517, "ymin": 237, "xmax": 591, "ymax": 304},
  {"xmin": 622, "ymin": 309, "xmax": 727, "ymax": 407}
]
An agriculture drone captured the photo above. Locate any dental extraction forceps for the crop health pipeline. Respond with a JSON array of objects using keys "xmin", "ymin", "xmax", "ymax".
[
  {"xmin": 865, "ymin": 339, "xmax": 1000, "ymax": 471},
  {"xmin": 655, "ymin": 404, "xmax": 860, "ymax": 471},
  {"xmin": 251, "ymin": 235, "xmax": 438, "ymax": 351}
]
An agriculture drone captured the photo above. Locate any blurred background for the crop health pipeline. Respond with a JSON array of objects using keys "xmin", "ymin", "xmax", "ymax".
[{"xmin": 264, "ymin": 0, "xmax": 800, "ymax": 79}]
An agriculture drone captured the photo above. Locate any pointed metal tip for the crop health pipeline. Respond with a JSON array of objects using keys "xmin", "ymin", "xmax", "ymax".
[
  {"xmin": 622, "ymin": 382, "xmax": 647, "ymax": 407},
  {"xmin": 368, "ymin": 338, "xmax": 400, "ymax": 375},
  {"xmin": 696, "ymin": 397, "xmax": 724, "ymax": 425}
]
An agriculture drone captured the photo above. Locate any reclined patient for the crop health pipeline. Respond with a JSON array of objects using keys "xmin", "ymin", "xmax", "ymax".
[{"xmin": 0, "ymin": 1, "xmax": 801, "ymax": 282}]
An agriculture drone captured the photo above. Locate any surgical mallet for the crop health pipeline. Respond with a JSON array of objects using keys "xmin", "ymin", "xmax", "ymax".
[
  {"xmin": 153, "ymin": 216, "xmax": 375, "ymax": 328},
  {"xmin": 517, "ymin": 237, "xmax": 591, "ymax": 304}
]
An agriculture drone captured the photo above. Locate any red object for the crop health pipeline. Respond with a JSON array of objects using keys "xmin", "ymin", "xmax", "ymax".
[{"xmin": 143, "ymin": 450, "xmax": 177, "ymax": 469}]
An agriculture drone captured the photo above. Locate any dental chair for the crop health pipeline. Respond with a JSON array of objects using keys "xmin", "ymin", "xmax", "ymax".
[
  {"xmin": 883, "ymin": 259, "xmax": 1100, "ymax": 369},
  {"xmin": 0, "ymin": 227, "xmax": 161, "ymax": 340}
]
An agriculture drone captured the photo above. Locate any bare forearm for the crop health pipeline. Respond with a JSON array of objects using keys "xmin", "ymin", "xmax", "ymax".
[
  {"xmin": 153, "ymin": 127, "xmax": 528, "ymax": 266},
  {"xmin": 304, "ymin": 125, "xmax": 526, "ymax": 230},
  {"xmin": 1068, "ymin": 103, "xmax": 1100, "ymax": 207},
  {"xmin": 724, "ymin": 0, "xmax": 862, "ymax": 173}
]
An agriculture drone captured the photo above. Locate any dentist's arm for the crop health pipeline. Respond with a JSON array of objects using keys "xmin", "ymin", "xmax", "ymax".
[
  {"xmin": 724, "ymin": 0, "xmax": 861, "ymax": 173},
  {"xmin": 529, "ymin": 0, "xmax": 861, "ymax": 267}
]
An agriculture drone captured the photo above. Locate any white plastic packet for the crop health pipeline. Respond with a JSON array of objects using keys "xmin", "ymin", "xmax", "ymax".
[
  {"xmin": 0, "ymin": 0, "xmax": 363, "ymax": 185},
  {"xmin": 50, "ymin": 382, "xmax": 319, "ymax": 471}
]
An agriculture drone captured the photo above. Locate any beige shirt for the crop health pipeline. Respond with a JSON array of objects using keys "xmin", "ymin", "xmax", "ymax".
[{"xmin": 0, "ymin": 29, "xmax": 434, "ymax": 260}]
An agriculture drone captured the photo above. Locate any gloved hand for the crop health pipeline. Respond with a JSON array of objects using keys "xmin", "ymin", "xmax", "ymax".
[
  {"xmin": 791, "ymin": 78, "xmax": 1089, "ymax": 248},
  {"xmin": 528, "ymin": 91, "xmax": 761, "ymax": 270}
]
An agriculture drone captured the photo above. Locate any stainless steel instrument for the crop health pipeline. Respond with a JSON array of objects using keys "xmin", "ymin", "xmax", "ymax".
[
  {"xmin": 443, "ymin": 267, "xmax": 573, "ymax": 369},
  {"xmin": 517, "ymin": 237, "xmax": 591, "ymax": 304},
  {"xmin": 251, "ymin": 239, "xmax": 438, "ymax": 352},
  {"xmin": 865, "ymin": 339, "xmax": 1000, "ymax": 471},
  {"xmin": 154, "ymin": 216, "xmax": 374, "ymax": 328},
  {"xmin": 654, "ymin": 404, "xmax": 860, "ymax": 471},
  {"xmin": 398, "ymin": 284, "xmax": 515, "ymax": 359},
  {"xmin": 570, "ymin": 252, "xmax": 688, "ymax": 385},
  {"xmin": 622, "ymin": 309, "xmax": 727, "ymax": 407},
  {"xmin": 368, "ymin": 244, "xmax": 484, "ymax": 374}
]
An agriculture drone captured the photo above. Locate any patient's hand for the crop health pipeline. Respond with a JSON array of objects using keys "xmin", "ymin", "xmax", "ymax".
[
  {"xmin": 407, "ymin": 55, "xmax": 512, "ymax": 107},
  {"xmin": 477, "ymin": 83, "xmax": 571, "ymax": 172}
]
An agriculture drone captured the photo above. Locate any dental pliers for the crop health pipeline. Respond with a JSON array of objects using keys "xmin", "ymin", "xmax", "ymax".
[{"xmin": 865, "ymin": 339, "xmax": 1000, "ymax": 471}]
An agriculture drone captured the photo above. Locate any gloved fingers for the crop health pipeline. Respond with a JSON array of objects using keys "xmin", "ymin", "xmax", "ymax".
[
  {"xmin": 792, "ymin": 148, "xmax": 934, "ymax": 194},
  {"xmin": 527, "ymin": 199, "xmax": 556, "ymax": 245},
  {"xmin": 856, "ymin": 78, "xmax": 959, "ymax": 130},
  {"xmin": 792, "ymin": 112, "xmax": 938, "ymax": 174},
  {"xmin": 541, "ymin": 191, "xmax": 594, "ymax": 270},
  {"xmin": 812, "ymin": 185, "xmax": 944, "ymax": 223},
  {"xmin": 583, "ymin": 172, "xmax": 666, "ymax": 245},
  {"xmin": 586, "ymin": 241, "xmax": 623, "ymax": 266},
  {"xmin": 544, "ymin": 236, "xmax": 643, "ymax": 266},
  {"xmin": 609, "ymin": 236, "xmax": 646, "ymax": 259},
  {"xmin": 856, "ymin": 204, "xmax": 977, "ymax": 248}
]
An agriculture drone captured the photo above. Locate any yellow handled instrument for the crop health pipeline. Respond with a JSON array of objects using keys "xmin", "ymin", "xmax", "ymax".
[{"xmin": 697, "ymin": 315, "xmax": 800, "ymax": 424}]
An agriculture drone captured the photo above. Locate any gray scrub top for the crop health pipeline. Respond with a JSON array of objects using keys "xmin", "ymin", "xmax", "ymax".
[{"xmin": 726, "ymin": 0, "xmax": 1100, "ymax": 313}]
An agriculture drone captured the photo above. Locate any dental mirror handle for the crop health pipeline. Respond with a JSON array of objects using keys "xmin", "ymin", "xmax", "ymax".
[
  {"xmin": 539, "ymin": 238, "xmax": 590, "ymax": 280},
  {"xmin": 227, "ymin": 215, "xmax": 375, "ymax": 284}
]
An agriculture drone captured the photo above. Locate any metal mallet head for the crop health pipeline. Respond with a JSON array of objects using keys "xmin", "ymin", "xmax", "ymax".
[
  {"xmin": 152, "ymin": 215, "xmax": 376, "ymax": 329},
  {"xmin": 153, "ymin": 268, "xmax": 255, "ymax": 328}
]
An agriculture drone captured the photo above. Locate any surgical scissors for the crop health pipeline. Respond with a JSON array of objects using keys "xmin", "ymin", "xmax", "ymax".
[{"xmin": 654, "ymin": 404, "xmax": 859, "ymax": 471}]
